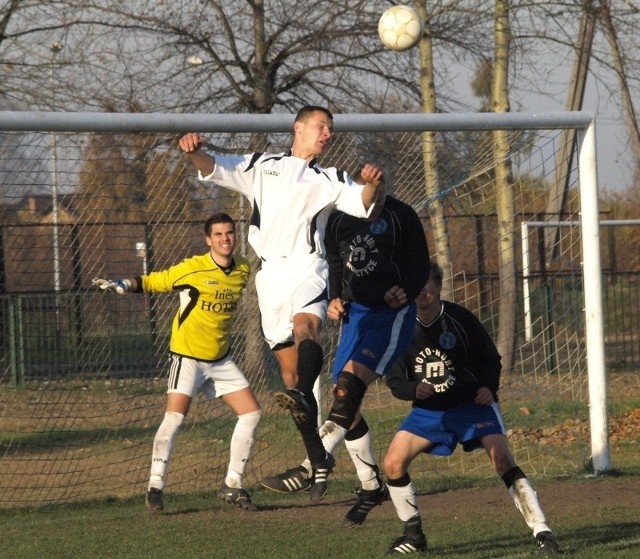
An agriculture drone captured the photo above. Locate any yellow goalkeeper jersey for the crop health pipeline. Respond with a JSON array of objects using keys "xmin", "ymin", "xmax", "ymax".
[{"xmin": 141, "ymin": 252, "xmax": 250, "ymax": 361}]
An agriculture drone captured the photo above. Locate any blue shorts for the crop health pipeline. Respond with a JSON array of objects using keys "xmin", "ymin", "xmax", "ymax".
[
  {"xmin": 332, "ymin": 301, "xmax": 416, "ymax": 382},
  {"xmin": 397, "ymin": 403, "xmax": 507, "ymax": 456}
]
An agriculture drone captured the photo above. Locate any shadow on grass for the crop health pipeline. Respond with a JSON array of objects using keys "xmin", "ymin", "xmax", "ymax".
[{"xmin": 438, "ymin": 521, "xmax": 640, "ymax": 557}]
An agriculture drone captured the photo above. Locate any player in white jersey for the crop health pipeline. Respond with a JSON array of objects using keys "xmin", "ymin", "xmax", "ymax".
[{"xmin": 179, "ymin": 106, "xmax": 383, "ymax": 501}]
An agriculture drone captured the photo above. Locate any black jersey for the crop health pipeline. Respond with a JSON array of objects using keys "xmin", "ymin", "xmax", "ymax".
[
  {"xmin": 325, "ymin": 196, "xmax": 429, "ymax": 307},
  {"xmin": 386, "ymin": 300, "xmax": 502, "ymax": 410}
]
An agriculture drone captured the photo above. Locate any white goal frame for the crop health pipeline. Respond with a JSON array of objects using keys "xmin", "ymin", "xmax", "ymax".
[{"xmin": 0, "ymin": 109, "xmax": 611, "ymax": 474}]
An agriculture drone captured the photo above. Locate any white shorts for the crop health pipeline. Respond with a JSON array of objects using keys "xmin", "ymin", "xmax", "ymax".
[
  {"xmin": 167, "ymin": 353, "xmax": 250, "ymax": 400},
  {"xmin": 255, "ymin": 255, "xmax": 329, "ymax": 348}
]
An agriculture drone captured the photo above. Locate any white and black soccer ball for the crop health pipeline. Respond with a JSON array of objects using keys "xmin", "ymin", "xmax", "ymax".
[{"xmin": 377, "ymin": 5, "xmax": 425, "ymax": 52}]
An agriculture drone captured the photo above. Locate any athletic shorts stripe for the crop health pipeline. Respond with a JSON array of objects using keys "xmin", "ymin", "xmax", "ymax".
[
  {"xmin": 166, "ymin": 353, "xmax": 249, "ymax": 399},
  {"xmin": 376, "ymin": 304, "xmax": 414, "ymax": 373},
  {"xmin": 168, "ymin": 354, "xmax": 181, "ymax": 390},
  {"xmin": 332, "ymin": 301, "xmax": 416, "ymax": 380},
  {"xmin": 398, "ymin": 402, "xmax": 507, "ymax": 456}
]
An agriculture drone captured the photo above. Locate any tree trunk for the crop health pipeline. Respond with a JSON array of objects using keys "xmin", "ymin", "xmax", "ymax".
[
  {"xmin": 599, "ymin": 0, "xmax": 640, "ymax": 163},
  {"xmin": 415, "ymin": 0, "xmax": 453, "ymax": 299},
  {"xmin": 544, "ymin": 1, "xmax": 596, "ymax": 262},
  {"xmin": 492, "ymin": 0, "xmax": 516, "ymax": 374}
]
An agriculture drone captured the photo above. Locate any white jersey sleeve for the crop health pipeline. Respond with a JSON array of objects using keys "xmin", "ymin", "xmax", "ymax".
[
  {"xmin": 199, "ymin": 152, "xmax": 257, "ymax": 198},
  {"xmin": 322, "ymin": 166, "xmax": 369, "ymax": 218},
  {"xmin": 198, "ymin": 151, "xmax": 368, "ymax": 259}
]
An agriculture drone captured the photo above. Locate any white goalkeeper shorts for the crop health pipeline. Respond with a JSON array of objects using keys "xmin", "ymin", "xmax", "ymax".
[
  {"xmin": 255, "ymin": 254, "xmax": 329, "ymax": 348},
  {"xmin": 166, "ymin": 353, "xmax": 250, "ymax": 400}
]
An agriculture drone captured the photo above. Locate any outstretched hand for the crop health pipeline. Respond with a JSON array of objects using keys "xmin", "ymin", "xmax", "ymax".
[{"xmin": 92, "ymin": 278, "xmax": 131, "ymax": 295}]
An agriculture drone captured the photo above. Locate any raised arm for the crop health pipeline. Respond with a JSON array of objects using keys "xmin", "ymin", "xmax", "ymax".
[
  {"xmin": 179, "ymin": 132, "xmax": 216, "ymax": 177},
  {"xmin": 358, "ymin": 163, "xmax": 384, "ymax": 209}
]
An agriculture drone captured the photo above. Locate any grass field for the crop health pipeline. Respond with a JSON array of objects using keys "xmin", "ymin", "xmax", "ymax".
[
  {"xmin": 3, "ymin": 466, "xmax": 639, "ymax": 559},
  {"xmin": 2, "ymin": 372, "xmax": 639, "ymax": 557}
]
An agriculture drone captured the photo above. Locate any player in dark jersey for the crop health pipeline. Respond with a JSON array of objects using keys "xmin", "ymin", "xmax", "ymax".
[
  {"xmin": 179, "ymin": 107, "xmax": 384, "ymax": 502},
  {"xmin": 382, "ymin": 261, "xmax": 560, "ymax": 555},
  {"xmin": 261, "ymin": 181, "xmax": 430, "ymax": 525},
  {"xmin": 93, "ymin": 213, "xmax": 261, "ymax": 512}
]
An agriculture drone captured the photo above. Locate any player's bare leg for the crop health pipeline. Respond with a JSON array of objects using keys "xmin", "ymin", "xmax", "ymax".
[
  {"xmin": 384, "ymin": 431, "xmax": 430, "ymax": 554},
  {"xmin": 483, "ymin": 434, "xmax": 560, "ymax": 553}
]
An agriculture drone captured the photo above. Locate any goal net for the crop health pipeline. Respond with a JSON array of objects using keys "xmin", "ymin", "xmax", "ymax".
[{"xmin": 0, "ymin": 111, "xmax": 607, "ymax": 507}]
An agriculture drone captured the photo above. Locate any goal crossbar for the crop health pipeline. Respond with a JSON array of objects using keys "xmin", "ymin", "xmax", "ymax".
[{"xmin": 0, "ymin": 110, "xmax": 595, "ymax": 133}]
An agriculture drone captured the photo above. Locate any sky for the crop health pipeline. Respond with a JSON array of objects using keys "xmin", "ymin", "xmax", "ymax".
[
  {"xmin": 523, "ymin": 78, "xmax": 637, "ymax": 193},
  {"xmin": 448, "ymin": 66, "xmax": 637, "ymax": 194}
]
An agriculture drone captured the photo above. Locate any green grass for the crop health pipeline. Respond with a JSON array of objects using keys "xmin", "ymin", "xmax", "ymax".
[{"xmin": 2, "ymin": 469, "xmax": 639, "ymax": 559}]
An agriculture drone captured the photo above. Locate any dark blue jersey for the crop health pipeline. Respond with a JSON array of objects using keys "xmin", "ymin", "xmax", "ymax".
[
  {"xmin": 325, "ymin": 195, "xmax": 430, "ymax": 307},
  {"xmin": 386, "ymin": 300, "xmax": 502, "ymax": 410}
]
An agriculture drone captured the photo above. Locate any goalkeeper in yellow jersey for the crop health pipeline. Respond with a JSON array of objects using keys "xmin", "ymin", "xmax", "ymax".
[{"xmin": 92, "ymin": 213, "xmax": 261, "ymax": 512}]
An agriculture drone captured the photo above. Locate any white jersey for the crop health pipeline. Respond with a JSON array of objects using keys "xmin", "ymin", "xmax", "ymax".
[{"xmin": 200, "ymin": 151, "xmax": 368, "ymax": 260}]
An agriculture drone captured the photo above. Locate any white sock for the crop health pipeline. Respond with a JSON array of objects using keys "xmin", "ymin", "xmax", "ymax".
[
  {"xmin": 148, "ymin": 411, "xmax": 184, "ymax": 491},
  {"xmin": 300, "ymin": 458, "xmax": 312, "ymax": 474},
  {"xmin": 299, "ymin": 420, "xmax": 347, "ymax": 474},
  {"xmin": 388, "ymin": 481, "xmax": 419, "ymax": 522},
  {"xmin": 227, "ymin": 409, "xmax": 262, "ymax": 487},
  {"xmin": 509, "ymin": 477, "xmax": 551, "ymax": 536},
  {"xmin": 345, "ymin": 430, "xmax": 379, "ymax": 490},
  {"xmin": 225, "ymin": 470, "xmax": 243, "ymax": 489},
  {"xmin": 319, "ymin": 420, "xmax": 347, "ymax": 454}
]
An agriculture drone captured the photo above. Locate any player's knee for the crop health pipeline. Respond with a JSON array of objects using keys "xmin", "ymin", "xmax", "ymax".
[
  {"xmin": 154, "ymin": 411, "xmax": 185, "ymax": 451},
  {"xmin": 383, "ymin": 452, "xmax": 406, "ymax": 480},
  {"xmin": 327, "ymin": 372, "xmax": 367, "ymax": 430},
  {"xmin": 237, "ymin": 408, "xmax": 262, "ymax": 431},
  {"xmin": 293, "ymin": 317, "xmax": 322, "ymax": 343}
]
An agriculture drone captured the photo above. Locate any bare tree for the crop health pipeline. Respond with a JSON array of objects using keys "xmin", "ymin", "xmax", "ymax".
[
  {"xmin": 598, "ymin": 0, "xmax": 640, "ymax": 162},
  {"xmin": 0, "ymin": 1, "xmax": 502, "ymax": 116},
  {"xmin": 492, "ymin": 0, "xmax": 516, "ymax": 374},
  {"xmin": 543, "ymin": 1, "xmax": 598, "ymax": 263},
  {"xmin": 0, "ymin": 1, "xmax": 416, "ymax": 113},
  {"xmin": 414, "ymin": 0, "xmax": 454, "ymax": 299}
]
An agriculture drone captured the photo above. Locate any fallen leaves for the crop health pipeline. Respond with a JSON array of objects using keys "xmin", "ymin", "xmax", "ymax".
[{"xmin": 508, "ymin": 408, "xmax": 640, "ymax": 446}]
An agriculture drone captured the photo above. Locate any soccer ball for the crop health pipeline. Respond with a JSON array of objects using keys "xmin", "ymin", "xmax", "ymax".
[{"xmin": 378, "ymin": 5, "xmax": 424, "ymax": 52}]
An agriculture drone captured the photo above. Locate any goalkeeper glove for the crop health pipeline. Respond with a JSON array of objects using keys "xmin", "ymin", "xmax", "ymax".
[{"xmin": 92, "ymin": 277, "xmax": 131, "ymax": 295}]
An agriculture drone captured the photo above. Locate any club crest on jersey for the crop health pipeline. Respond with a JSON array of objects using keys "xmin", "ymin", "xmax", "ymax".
[
  {"xmin": 439, "ymin": 331, "xmax": 456, "ymax": 350},
  {"xmin": 414, "ymin": 346, "xmax": 456, "ymax": 393},
  {"xmin": 369, "ymin": 218, "xmax": 388, "ymax": 235},
  {"xmin": 346, "ymin": 233, "xmax": 380, "ymax": 277}
]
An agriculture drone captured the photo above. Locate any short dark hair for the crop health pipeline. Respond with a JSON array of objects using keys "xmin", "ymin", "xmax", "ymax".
[
  {"xmin": 295, "ymin": 105, "xmax": 333, "ymax": 123},
  {"xmin": 429, "ymin": 261, "xmax": 443, "ymax": 291},
  {"xmin": 204, "ymin": 213, "xmax": 235, "ymax": 236}
]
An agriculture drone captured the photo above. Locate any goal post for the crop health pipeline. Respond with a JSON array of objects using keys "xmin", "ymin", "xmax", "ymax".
[{"xmin": 0, "ymin": 110, "xmax": 612, "ymax": 507}]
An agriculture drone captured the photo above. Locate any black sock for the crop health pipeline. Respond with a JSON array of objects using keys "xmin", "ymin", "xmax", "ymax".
[{"xmin": 291, "ymin": 340, "xmax": 326, "ymax": 465}]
